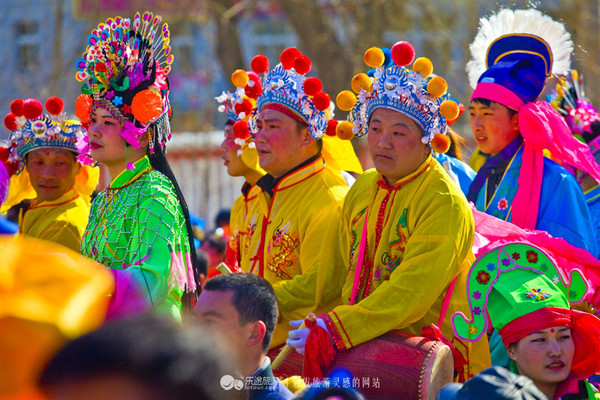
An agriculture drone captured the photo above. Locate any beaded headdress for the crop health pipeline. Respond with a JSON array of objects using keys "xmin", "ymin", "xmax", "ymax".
[
  {"xmin": 221, "ymin": 48, "xmax": 333, "ymax": 140},
  {"xmin": 3, "ymin": 97, "xmax": 85, "ymax": 175},
  {"xmin": 548, "ymin": 70, "xmax": 600, "ymax": 150},
  {"xmin": 74, "ymin": 11, "xmax": 174, "ymax": 158},
  {"xmin": 334, "ymin": 41, "xmax": 460, "ymax": 153}
]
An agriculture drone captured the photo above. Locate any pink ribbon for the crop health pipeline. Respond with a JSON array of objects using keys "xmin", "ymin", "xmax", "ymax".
[{"xmin": 512, "ymin": 101, "xmax": 600, "ymax": 229}]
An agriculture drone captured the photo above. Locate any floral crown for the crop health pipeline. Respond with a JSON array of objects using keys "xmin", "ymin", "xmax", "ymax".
[
  {"xmin": 334, "ymin": 41, "xmax": 460, "ymax": 153},
  {"xmin": 548, "ymin": 70, "xmax": 600, "ymax": 144},
  {"xmin": 2, "ymin": 98, "xmax": 85, "ymax": 175},
  {"xmin": 219, "ymin": 48, "xmax": 334, "ymax": 141},
  {"xmin": 74, "ymin": 11, "xmax": 174, "ymax": 157}
]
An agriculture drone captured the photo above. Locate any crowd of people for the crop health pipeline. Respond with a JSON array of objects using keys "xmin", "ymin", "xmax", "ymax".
[{"xmin": 2, "ymin": 6, "xmax": 600, "ymax": 400}]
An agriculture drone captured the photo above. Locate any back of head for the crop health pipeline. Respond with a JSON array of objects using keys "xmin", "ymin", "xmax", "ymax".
[
  {"xmin": 40, "ymin": 313, "xmax": 242, "ymax": 400},
  {"xmin": 436, "ymin": 367, "xmax": 548, "ymax": 400},
  {"xmin": 204, "ymin": 273, "xmax": 278, "ymax": 352}
]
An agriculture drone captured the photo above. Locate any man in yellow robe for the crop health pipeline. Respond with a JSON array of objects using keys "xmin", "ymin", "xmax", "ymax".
[
  {"xmin": 284, "ymin": 43, "xmax": 490, "ymax": 380},
  {"xmin": 220, "ymin": 51, "xmax": 355, "ymax": 347},
  {"xmin": 2, "ymin": 97, "xmax": 97, "ymax": 252}
]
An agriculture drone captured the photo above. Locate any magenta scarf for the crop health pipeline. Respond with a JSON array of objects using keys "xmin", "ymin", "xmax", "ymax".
[{"xmin": 513, "ymin": 101, "xmax": 600, "ymax": 229}]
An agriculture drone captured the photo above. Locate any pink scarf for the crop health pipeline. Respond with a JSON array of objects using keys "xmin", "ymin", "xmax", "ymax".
[{"xmin": 513, "ymin": 102, "xmax": 600, "ymax": 229}]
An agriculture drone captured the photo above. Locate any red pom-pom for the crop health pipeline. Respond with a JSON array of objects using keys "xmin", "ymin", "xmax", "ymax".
[
  {"xmin": 233, "ymin": 120, "xmax": 250, "ymax": 139},
  {"xmin": 293, "ymin": 55, "xmax": 312, "ymax": 75},
  {"xmin": 234, "ymin": 98, "xmax": 253, "ymax": 115},
  {"xmin": 4, "ymin": 161, "xmax": 17, "ymax": 177},
  {"xmin": 251, "ymin": 55, "xmax": 269, "ymax": 74},
  {"xmin": 303, "ymin": 77, "xmax": 322, "ymax": 96},
  {"xmin": 281, "ymin": 47, "xmax": 302, "ymax": 70},
  {"xmin": 10, "ymin": 99, "xmax": 24, "ymax": 117},
  {"xmin": 391, "ymin": 41, "xmax": 415, "ymax": 67},
  {"xmin": 4, "ymin": 114, "xmax": 18, "ymax": 131},
  {"xmin": 0, "ymin": 147, "xmax": 10, "ymax": 162},
  {"xmin": 45, "ymin": 97, "xmax": 64, "ymax": 115},
  {"xmin": 244, "ymin": 74, "xmax": 263, "ymax": 99},
  {"xmin": 23, "ymin": 99, "xmax": 44, "ymax": 120},
  {"xmin": 325, "ymin": 119, "xmax": 338, "ymax": 136},
  {"xmin": 313, "ymin": 92, "xmax": 331, "ymax": 111}
]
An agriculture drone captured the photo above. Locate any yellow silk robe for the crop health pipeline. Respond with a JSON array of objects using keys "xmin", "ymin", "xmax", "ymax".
[
  {"xmin": 229, "ymin": 183, "xmax": 262, "ymax": 267},
  {"xmin": 241, "ymin": 156, "xmax": 348, "ymax": 347},
  {"xmin": 312, "ymin": 156, "xmax": 490, "ymax": 377},
  {"xmin": 19, "ymin": 187, "xmax": 90, "ymax": 253}
]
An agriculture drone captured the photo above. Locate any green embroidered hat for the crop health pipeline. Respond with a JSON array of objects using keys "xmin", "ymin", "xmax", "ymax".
[{"xmin": 452, "ymin": 242, "xmax": 588, "ymax": 343}]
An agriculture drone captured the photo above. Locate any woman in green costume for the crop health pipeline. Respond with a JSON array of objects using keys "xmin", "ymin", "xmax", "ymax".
[{"xmin": 74, "ymin": 12, "xmax": 200, "ymax": 320}]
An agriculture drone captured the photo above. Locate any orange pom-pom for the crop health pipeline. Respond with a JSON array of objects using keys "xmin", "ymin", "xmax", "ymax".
[
  {"xmin": 231, "ymin": 69, "xmax": 249, "ymax": 88},
  {"xmin": 233, "ymin": 120, "xmax": 250, "ymax": 139},
  {"xmin": 447, "ymin": 103, "xmax": 466, "ymax": 126},
  {"xmin": 440, "ymin": 100, "xmax": 460, "ymax": 121},
  {"xmin": 10, "ymin": 99, "xmax": 24, "ymax": 117},
  {"xmin": 364, "ymin": 47, "xmax": 385, "ymax": 68},
  {"xmin": 281, "ymin": 48, "xmax": 301, "ymax": 70},
  {"xmin": 391, "ymin": 41, "xmax": 415, "ymax": 66},
  {"xmin": 431, "ymin": 133, "xmax": 451, "ymax": 153},
  {"xmin": 336, "ymin": 90, "xmax": 357, "ymax": 112},
  {"xmin": 325, "ymin": 119, "xmax": 338, "ymax": 136},
  {"xmin": 45, "ymin": 97, "xmax": 64, "ymax": 115},
  {"xmin": 351, "ymin": 73, "xmax": 372, "ymax": 93},
  {"xmin": 75, "ymin": 94, "xmax": 93, "ymax": 121},
  {"xmin": 293, "ymin": 55, "xmax": 311, "ymax": 75},
  {"xmin": 336, "ymin": 120, "xmax": 355, "ymax": 140},
  {"xmin": 4, "ymin": 114, "xmax": 17, "ymax": 131},
  {"xmin": 427, "ymin": 76, "xmax": 448, "ymax": 98},
  {"xmin": 131, "ymin": 89, "xmax": 163, "ymax": 124},
  {"xmin": 313, "ymin": 92, "xmax": 331, "ymax": 111},
  {"xmin": 23, "ymin": 99, "xmax": 43, "ymax": 120},
  {"xmin": 413, "ymin": 57, "xmax": 433, "ymax": 77},
  {"xmin": 251, "ymin": 55, "xmax": 269, "ymax": 74},
  {"xmin": 303, "ymin": 77, "xmax": 322, "ymax": 96}
]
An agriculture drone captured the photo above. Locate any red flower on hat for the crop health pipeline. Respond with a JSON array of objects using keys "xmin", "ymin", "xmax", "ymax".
[
  {"xmin": 476, "ymin": 270, "xmax": 491, "ymax": 285},
  {"xmin": 526, "ymin": 250, "xmax": 538, "ymax": 264},
  {"xmin": 512, "ymin": 252, "xmax": 520, "ymax": 260}
]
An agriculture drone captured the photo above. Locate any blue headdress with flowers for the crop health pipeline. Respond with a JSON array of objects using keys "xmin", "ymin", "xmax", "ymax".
[
  {"xmin": 334, "ymin": 41, "xmax": 460, "ymax": 153},
  {"xmin": 219, "ymin": 48, "xmax": 333, "ymax": 141}
]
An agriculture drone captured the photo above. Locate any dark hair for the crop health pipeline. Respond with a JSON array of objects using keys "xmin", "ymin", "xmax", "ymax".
[
  {"xmin": 203, "ymin": 235, "xmax": 227, "ymax": 254},
  {"xmin": 40, "ymin": 313, "xmax": 242, "ymax": 400},
  {"xmin": 215, "ymin": 208, "xmax": 231, "ymax": 228},
  {"xmin": 204, "ymin": 274, "xmax": 278, "ymax": 352},
  {"xmin": 471, "ymin": 98, "xmax": 518, "ymax": 118},
  {"xmin": 148, "ymin": 134, "xmax": 201, "ymax": 309}
]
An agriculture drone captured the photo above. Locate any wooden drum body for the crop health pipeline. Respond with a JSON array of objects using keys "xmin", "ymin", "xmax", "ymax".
[{"xmin": 270, "ymin": 330, "xmax": 453, "ymax": 400}]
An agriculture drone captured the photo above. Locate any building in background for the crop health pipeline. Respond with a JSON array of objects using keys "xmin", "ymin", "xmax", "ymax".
[{"xmin": 1, "ymin": 0, "xmax": 598, "ymax": 225}]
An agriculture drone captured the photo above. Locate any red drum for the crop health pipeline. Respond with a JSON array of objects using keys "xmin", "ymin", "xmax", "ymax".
[{"xmin": 269, "ymin": 330, "xmax": 453, "ymax": 400}]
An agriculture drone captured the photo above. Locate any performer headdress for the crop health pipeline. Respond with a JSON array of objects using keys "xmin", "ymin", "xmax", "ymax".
[
  {"xmin": 74, "ymin": 12, "xmax": 174, "ymax": 160},
  {"xmin": 334, "ymin": 41, "xmax": 462, "ymax": 154},
  {"xmin": 467, "ymin": 8, "xmax": 600, "ymax": 229}
]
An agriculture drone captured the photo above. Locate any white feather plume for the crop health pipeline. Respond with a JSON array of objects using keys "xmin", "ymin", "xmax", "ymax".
[{"xmin": 466, "ymin": 8, "xmax": 573, "ymax": 89}]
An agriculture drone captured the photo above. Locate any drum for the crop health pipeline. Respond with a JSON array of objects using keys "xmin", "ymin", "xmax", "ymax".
[{"xmin": 269, "ymin": 330, "xmax": 454, "ymax": 400}]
